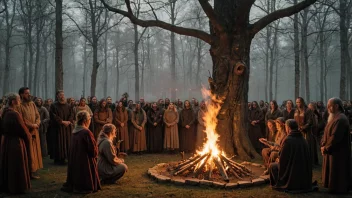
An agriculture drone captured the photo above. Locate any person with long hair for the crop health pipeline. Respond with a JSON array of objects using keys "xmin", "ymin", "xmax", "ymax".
[
  {"xmin": 283, "ymin": 100, "xmax": 295, "ymax": 121},
  {"xmin": 295, "ymin": 97, "xmax": 318, "ymax": 165},
  {"xmin": 248, "ymin": 101, "xmax": 264, "ymax": 153},
  {"xmin": 163, "ymin": 102, "xmax": 179, "ymax": 151},
  {"xmin": 265, "ymin": 100, "xmax": 282, "ymax": 139},
  {"xmin": 61, "ymin": 111, "xmax": 101, "ymax": 194},
  {"xmin": 179, "ymin": 100, "xmax": 196, "ymax": 153},
  {"xmin": 113, "ymin": 101, "xmax": 129, "ymax": 152},
  {"xmin": 93, "ymin": 99, "xmax": 112, "ymax": 140},
  {"xmin": 97, "ymin": 124, "xmax": 128, "ymax": 184},
  {"xmin": 131, "ymin": 103, "xmax": 147, "ymax": 153}
]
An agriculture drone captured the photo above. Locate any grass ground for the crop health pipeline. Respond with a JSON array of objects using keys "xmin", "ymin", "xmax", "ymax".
[{"xmin": 1, "ymin": 153, "xmax": 351, "ymax": 198}]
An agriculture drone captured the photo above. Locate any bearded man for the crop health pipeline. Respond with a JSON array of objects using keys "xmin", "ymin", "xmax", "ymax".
[
  {"xmin": 321, "ymin": 98, "xmax": 351, "ymax": 194},
  {"xmin": 49, "ymin": 90, "xmax": 74, "ymax": 165},
  {"xmin": 17, "ymin": 87, "xmax": 42, "ymax": 179},
  {"xmin": 35, "ymin": 98, "xmax": 50, "ymax": 157}
]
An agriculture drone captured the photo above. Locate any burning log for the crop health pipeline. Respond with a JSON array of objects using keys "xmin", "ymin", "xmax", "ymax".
[
  {"xmin": 213, "ymin": 156, "xmax": 230, "ymax": 182},
  {"xmin": 194, "ymin": 154, "xmax": 211, "ymax": 178},
  {"xmin": 174, "ymin": 154, "xmax": 208, "ymax": 176},
  {"xmin": 175, "ymin": 154, "xmax": 201, "ymax": 171}
]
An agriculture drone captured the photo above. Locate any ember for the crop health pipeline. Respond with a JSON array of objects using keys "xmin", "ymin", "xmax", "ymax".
[{"xmin": 171, "ymin": 88, "xmax": 253, "ymax": 182}]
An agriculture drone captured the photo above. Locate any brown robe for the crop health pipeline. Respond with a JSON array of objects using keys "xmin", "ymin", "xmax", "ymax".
[
  {"xmin": 127, "ymin": 108, "xmax": 134, "ymax": 152},
  {"xmin": 196, "ymin": 108, "xmax": 206, "ymax": 150},
  {"xmin": 113, "ymin": 107, "xmax": 129, "ymax": 152},
  {"xmin": 73, "ymin": 105, "xmax": 93, "ymax": 119},
  {"xmin": 93, "ymin": 108, "xmax": 112, "ymax": 140},
  {"xmin": 147, "ymin": 108, "xmax": 163, "ymax": 153},
  {"xmin": 131, "ymin": 109, "xmax": 147, "ymax": 152},
  {"xmin": 248, "ymin": 108, "xmax": 264, "ymax": 152},
  {"xmin": 49, "ymin": 102, "xmax": 74, "ymax": 162},
  {"xmin": 321, "ymin": 113, "xmax": 351, "ymax": 193},
  {"xmin": 17, "ymin": 101, "xmax": 43, "ymax": 172},
  {"xmin": 179, "ymin": 107, "xmax": 196, "ymax": 152},
  {"xmin": 37, "ymin": 106, "xmax": 50, "ymax": 157},
  {"xmin": 62, "ymin": 127, "xmax": 101, "ymax": 193},
  {"xmin": 163, "ymin": 109, "xmax": 179, "ymax": 150},
  {"xmin": 294, "ymin": 108, "xmax": 318, "ymax": 165},
  {"xmin": 269, "ymin": 130, "xmax": 312, "ymax": 192},
  {"xmin": 97, "ymin": 133, "xmax": 127, "ymax": 184},
  {"xmin": 0, "ymin": 107, "xmax": 31, "ymax": 194}
]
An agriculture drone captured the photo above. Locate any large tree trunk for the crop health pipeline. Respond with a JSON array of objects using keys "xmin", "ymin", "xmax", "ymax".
[
  {"xmin": 104, "ymin": 31, "xmax": 108, "ymax": 97},
  {"xmin": 319, "ymin": 32, "xmax": 324, "ymax": 101},
  {"xmin": 339, "ymin": 0, "xmax": 348, "ymax": 99},
  {"xmin": 196, "ymin": 39, "xmax": 202, "ymax": 86},
  {"xmin": 90, "ymin": 40, "xmax": 98, "ymax": 97},
  {"xmin": 34, "ymin": 25, "xmax": 41, "ymax": 96},
  {"xmin": 134, "ymin": 24, "xmax": 140, "ymax": 101},
  {"xmin": 301, "ymin": 8, "xmax": 310, "ymax": 101},
  {"xmin": 115, "ymin": 44, "xmax": 120, "ymax": 99},
  {"xmin": 43, "ymin": 39, "xmax": 48, "ymax": 99},
  {"xmin": 294, "ymin": 0, "xmax": 300, "ymax": 99},
  {"xmin": 211, "ymin": 1, "xmax": 260, "ymax": 160},
  {"xmin": 55, "ymin": 0, "xmax": 63, "ymax": 92}
]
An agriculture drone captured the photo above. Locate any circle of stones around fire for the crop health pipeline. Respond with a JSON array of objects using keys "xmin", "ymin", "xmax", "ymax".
[{"xmin": 147, "ymin": 161, "xmax": 269, "ymax": 189}]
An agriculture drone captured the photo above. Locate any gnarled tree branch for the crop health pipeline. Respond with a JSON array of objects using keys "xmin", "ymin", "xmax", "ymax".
[
  {"xmin": 250, "ymin": 0, "xmax": 317, "ymax": 35},
  {"xmin": 198, "ymin": 0, "xmax": 224, "ymax": 33},
  {"xmin": 100, "ymin": 0, "xmax": 212, "ymax": 44}
]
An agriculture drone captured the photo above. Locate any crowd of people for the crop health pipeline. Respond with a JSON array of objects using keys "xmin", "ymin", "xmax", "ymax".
[{"xmin": 0, "ymin": 87, "xmax": 351, "ymax": 194}]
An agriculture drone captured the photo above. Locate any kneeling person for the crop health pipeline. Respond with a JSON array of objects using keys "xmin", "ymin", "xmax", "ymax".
[
  {"xmin": 269, "ymin": 119, "xmax": 313, "ymax": 192},
  {"xmin": 98, "ymin": 124, "xmax": 128, "ymax": 184}
]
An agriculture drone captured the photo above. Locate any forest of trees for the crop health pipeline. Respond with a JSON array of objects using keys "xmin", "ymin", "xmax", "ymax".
[{"xmin": 0, "ymin": 0, "xmax": 351, "ymax": 103}]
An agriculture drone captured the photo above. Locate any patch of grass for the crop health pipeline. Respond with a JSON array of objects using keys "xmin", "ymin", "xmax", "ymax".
[{"xmin": 1, "ymin": 153, "xmax": 351, "ymax": 198}]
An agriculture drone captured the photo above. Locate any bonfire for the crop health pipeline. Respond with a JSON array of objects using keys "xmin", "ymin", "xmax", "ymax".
[{"xmin": 171, "ymin": 88, "xmax": 253, "ymax": 182}]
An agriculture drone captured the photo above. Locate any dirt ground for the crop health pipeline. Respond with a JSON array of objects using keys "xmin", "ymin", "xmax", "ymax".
[{"xmin": 0, "ymin": 153, "xmax": 351, "ymax": 198}]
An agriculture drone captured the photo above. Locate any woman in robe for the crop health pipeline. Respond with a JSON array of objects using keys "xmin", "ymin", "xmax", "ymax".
[
  {"xmin": 0, "ymin": 93, "xmax": 31, "ymax": 194},
  {"xmin": 294, "ymin": 97, "xmax": 318, "ymax": 165},
  {"xmin": 94, "ymin": 99, "xmax": 112, "ymax": 140},
  {"xmin": 179, "ymin": 100, "xmax": 196, "ymax": 153},
  {"xmin": 248, "ymin": 101, "xmax": 264, "ymax": 153},
  {"xmin": 61, "ymin": 111, "xmax": 101, "ymax": 194},
  {"xmin": 97, "ymin": 124, "xmax": 128, "ymax": 184},
  {"xmin": 265, "ymin": 100, "xmax": 282, "ymax": 138},
  {"xmin": 147, "ymin": 102, "xmax": 163, "ymax": 153},
  {"xmin": 163, "ymin": 103, "xmax": 179, "ymax": 151},
  {"xmin": 282, "ymin": 100, "xmax": 295, "ymax": 121},
  {"xmin": 131, "ymin": 103, "xmax": 147, "ymax": 153},
  {"xmin": 113, "ymin": 101, "xmax": 129, "ymax": 152},
  {"xmin": 73, "ymin": 98, "xmax": 93, "ymax": 121}
]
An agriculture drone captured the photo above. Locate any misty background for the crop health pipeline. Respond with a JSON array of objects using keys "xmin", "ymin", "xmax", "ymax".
[{"xmin": 0, "ymin": 0, "xmax": 349, "ymax": 103}]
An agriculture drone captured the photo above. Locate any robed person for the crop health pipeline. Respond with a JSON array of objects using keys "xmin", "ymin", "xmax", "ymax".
[
  {"xmin": 179, "ymin": 100, "xmax": 196, "ymax": 153},
  {"xmin": 61, "ymin": 111, "xmax": 101, "ymax": 193},
  {"xmin": 321, "ymin": 98, "xmax": 351, "ymax": 194},
  {"xmin": 265, "ymin": 100, "xmax": 282, "ymax": 138},
  {"xmin": 113, "ymin": 101, "xmax": 129, "ymax": 152},
  {"xmin": 97, "ymin": 124, "xmax": 128, "ymax": 184},
  {"xmin": 163, "ymin": 103, "xmax": 179, "ymax": 151},
  {"xmin": 88, "ymin": 96, "xmax": 99, "ymax": 132},
  {"xmin": 49, "ymin": 90, "xmax": 74, "ymax": 164},
  {"xmin": 35, "ymin": 98, "xmax": 50, "ymax": 157},
  {"xmin": 269, "ymin": 119, "xmax": 313, "ymax": 192},
  {"xmin": 248, "ymin": 101, "xmax": 264, "ymax": 153},
  {"xmin": 147, "ymin": 103, "xmax": 163, "ymax": 153},
  {"xmin": 93, "ymin": 99, "xmax": 112, "ymax": 140},
  {"xmin": 131, "ymin": 103, "xmax": 147, "ymax": 153},
  {"xmin": 0, "ymin": 93, "xmax": 31, "ymax": 194},
  {"xmin": 282, "ymin": 100, "xmax": 295, "ymax": 121},
  {"xmin": 17, "ymin": 87, "xmax": 42, "ymax": 179}
]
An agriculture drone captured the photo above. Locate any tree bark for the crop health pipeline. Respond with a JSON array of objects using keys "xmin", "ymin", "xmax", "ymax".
[
  {"xmin": 301, "ymin": 8, "xmax": 309, "ymax": 101},
  {"xmin": 339, "ymin": 0, "xmax": 348, "ymax": 99},
  {"xmin": 55, "ymin": 0, "xmax": 63, "ymax": 92},
  {"xmin": 104, "ymin": 30, "xmax": 108, "ymax": 97},
  {"xmin": 134, "ymin": 24, "xmax": 140, "ymax": 101},
  {"xmin": 294, "ymin": 0, "xmax": 300, "ymax": 99},
  {"xmin": 43, "ymin": 38, "xmax": 48, "ymax": 99},
  {"xmin": 170, "ymin": 1, "xmax": 177, "ymax": 100}
]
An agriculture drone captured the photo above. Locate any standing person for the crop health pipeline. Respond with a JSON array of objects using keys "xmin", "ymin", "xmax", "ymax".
[
  {"xmin": 61, "ymin": 111, "xmax": 101, "ymax": 194},
  {"xmin": 43, "ymin": 98, "xmax": 53, "ymax": 112},
  {"xmin": 106, "ymin": 96, "xmax": 116, "ymax": 112},
  {"xmin": 35, "ymin": 98, "xmax": 50, "ymax": 157},
  {"xmin": 113, "ymin": 101, "xmax": 129, "ymax": 152},
  {"xmin": 147, "ymin": 102, "xmax": 163, "ymax": 153},
  {"xmin": 93, "ymin": 99, "xmax": 112, "ymax": 140},
  {"xmin": 321, "ymin": 98, "xmax": 351, "ymax": 194},
  {"xmin": 17, "ymin": 87, "xmax": 42, "ymax": 179},
  {"xmin": 0, "ymin": 93, "xmax": 31, "ymax": 194},
  {"xmin": 294, "ymin": 97, "xmax": 318, "ymax": 165},
  {"xmin": 179, "ymin": 100, "xmax": 196, "ymax": 153},
  {"xmin": 88, "ymin": 96, "xmax": 99, "ymax": 132},
  {"xmin": 196, "ymin": 101, "xmax": 207, "ymax": 150},
  {"xmin": 282, "ymin": 100, "xmax": 295, "ymax": 121},
  {"xmin": 308, "ymin": 102, "xmax": 324, "ymax": 162},
  {"xmin": 127, "ymin": 100, "xmax": 134, "ymax": 152},
  {"xmin": 49, "ymin": 90, "xmax": 74, "ymax": 165},
  {"xmin": 269, "ymin": 119, "xmax": 312, "ymax": 192},
  {"xmin": 248, "ymin": 101, "xmax": 264, "ymax": 153},
  {"xmin": 73, "ymin": 98, "xmax": 93, "ymax": 120},
  {"xmin": 131, "ymin": 103, "xmax": 147, "ymax": 153},
  {"xmin": 164, "ymin": 98, "xmax": 170, "ymax": 109},
  {"xmin": 163, "ymin": 102, "xmax": 179, "ymax": 152},
  {"xmin": 265, "ymin": 100, "xmax": 282, "ymax": 138},
  {"xmin": 97, "ymin": 124, "xmax": 128, "ymax": 184}
]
